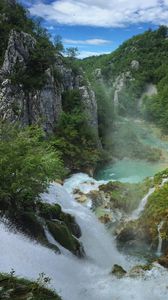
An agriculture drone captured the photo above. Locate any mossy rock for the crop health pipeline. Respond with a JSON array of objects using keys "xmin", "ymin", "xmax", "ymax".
[
  {"xmin": 111, "ymin": 264, "xmax": 127, "ymax": 278},
  {"xmin": 99, "ymin": 179, "xmax": 151, "ymax": 213},
  {"xmin": 60, "ymin": 212, "xmax": 81, "ymax": 238},
  {"xmin": 38, "ymin": 202, "xmax": 62, "ymax": 220},
  {"xmin": 47, "ymin": 221, "xmax": 85, "ymax": 257},
  {"xmin": 128, "ymin": 265, "xmax": 148, "ymax": 278},
  {"xmin": 0, "ymin": 273, "xmax": 62, "ymax": 300},
  {"xmin": 13, "ymin": 212, "xmax": 46, "ymax": 242}
]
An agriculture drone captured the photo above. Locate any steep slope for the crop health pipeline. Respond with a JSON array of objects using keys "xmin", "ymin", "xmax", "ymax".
[
  {"xmin": 81, "ymin": 26, "xmax": 168, "ymax": 131},
  {"xmin": 0, "ymin": 0, "xmax": 101, "ymax": 173}
]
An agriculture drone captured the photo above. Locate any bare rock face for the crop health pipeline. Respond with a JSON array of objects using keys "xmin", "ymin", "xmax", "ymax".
[
  {"xmin": 131, "ymin": 60, "xmax": 140, "ymax": 71},
  {"xmin": 113, "ymin": 71, "xmax": 132, "ymax": 109},
  {"xmin": 0, "ymin": 30, "xmax": 100, "ymax": 139},
  {"xmin": 79, "ymin": 82, "xmax": 98, "ymax": 130},
  {"xmin": 0, "ymin": 30, "xmax": 36, "ymax": 76}
]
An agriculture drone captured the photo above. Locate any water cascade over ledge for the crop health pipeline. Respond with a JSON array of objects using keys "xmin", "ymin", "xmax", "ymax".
[
  {"xmin": 1, "ymin": 178, "xmax": 168, "ymax": 300},
  {"xmin": 156, "ymin": 221, "xmax": 164, "ymax": 257}
]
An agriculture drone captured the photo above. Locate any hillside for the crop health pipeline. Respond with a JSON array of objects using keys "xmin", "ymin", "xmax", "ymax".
[
  {"xmin": 81, "ymin": 26, "xmax": 168, "ymax": 132},
  {"xmin": 0, "ymin": 0, "xmax": 102, "ymax": 174}
]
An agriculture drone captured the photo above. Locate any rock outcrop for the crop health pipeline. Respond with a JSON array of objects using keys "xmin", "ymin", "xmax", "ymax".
[
  {"xmin": 113, "ymin": 71, "xmax": 132, "ymax": 109},
  {"xmin": 0, "ymin": 30, "xmax": 100, "ymax": 139},
  {"xmin": 0, "ymin": 30, "xmax": 36, "ymax": 76}
]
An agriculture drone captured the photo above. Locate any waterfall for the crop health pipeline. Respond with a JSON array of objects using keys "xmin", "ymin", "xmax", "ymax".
[
  {"xmin": 130, "ymin": 188, "xmax": 155, "ymax": 220},
  {"xmin": 156, "ymin": 221, "xmax": 164, "ymax": 257},
  {"xmin": 1, "ymin": 177, "xmax": 168, "ymax": 300},
  {"xmin": 130, "ymin": 178, "xmax": 168, "ymax": 221}
]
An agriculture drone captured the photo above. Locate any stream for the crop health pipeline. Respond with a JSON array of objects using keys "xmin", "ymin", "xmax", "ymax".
[
  {"xmin": 1, "ymin": 120, "xmax": 168, "ymax": 299},
  {"xmin": 0, "ymin": 178, "xmax": 168, "ymax": 300}
]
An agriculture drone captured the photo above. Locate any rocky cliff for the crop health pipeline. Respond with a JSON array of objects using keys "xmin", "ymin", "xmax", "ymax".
[{"xmin": 0, "ymin": 29, "xmax": 99, "ymax": 138}]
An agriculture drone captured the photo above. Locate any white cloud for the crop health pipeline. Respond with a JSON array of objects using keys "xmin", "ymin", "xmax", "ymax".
[
  {"xmin": 29, "ymin": 0, "xmax": 168, "ymax": 28},
  {"xmin": 46, "ymin": 25, "xmax": 54, "ymax": 30},
  {"xmin": 63, "ymin": 38, "xmax": 111, "ymax": 45},
  {"xmin": 78, "ymin": 51, "xmax": 111, "ymax": 59}
]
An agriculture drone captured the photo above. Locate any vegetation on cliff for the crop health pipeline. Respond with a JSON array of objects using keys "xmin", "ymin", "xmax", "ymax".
[
  {"xmin": 116, "ymin": 169, "xmax": 168, "ymax": 255},
  {"xmin": 81, "ymin": 26, "xmax": 168, "ymax": 133},
  {"xmin": 0, "ymin": 0, "xmax": 101, "ymax": 172}
]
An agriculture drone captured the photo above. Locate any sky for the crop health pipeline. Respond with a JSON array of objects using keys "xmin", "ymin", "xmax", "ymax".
[{"xmin": 18, "ymin": 0, "xmax": 168, "ymax": 59}]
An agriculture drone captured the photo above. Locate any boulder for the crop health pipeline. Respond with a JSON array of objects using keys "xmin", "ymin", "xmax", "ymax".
[
  {"xmin": 47, "ymin": 220, "xmax": 85, "ymax": 258},
  {"xmin": 111, "ymin": 264, "xmax": 127, "ymax": 278},
  {"xmin": 158, "ymin": 252, "xmax": 168, "ymax": 268},
  {"xmin": 99, "ymin": 214, "xmax": 111, "ymax": 224}
]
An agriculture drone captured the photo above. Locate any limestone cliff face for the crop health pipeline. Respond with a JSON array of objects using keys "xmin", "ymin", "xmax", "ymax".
[{"xmin": 0, "ymin": 30, "xmax": 99, "ymax": 139}]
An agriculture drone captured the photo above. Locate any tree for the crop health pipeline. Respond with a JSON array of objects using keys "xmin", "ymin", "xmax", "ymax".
[
  {"xmin": 54, "ymin": 35, "xmax": 64, "ymax": 53},
  {"xmin": 0, "ymin": 122, "xmax": 65, "ymax": 207},
  {"xmin": 66, "ymin": 47, "xmax": 79, "ymax": 59},
  {"xmin": 157, "ymin": 25, "xmax": 168, "ymax": 38}
]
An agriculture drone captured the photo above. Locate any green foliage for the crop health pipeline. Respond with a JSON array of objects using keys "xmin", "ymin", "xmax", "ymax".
[
  {"xmin": 92, "ymin": 82, "xmax": 114, "ymax": 145},
  {"xmin": 0, "ymin": 272, "xmax": 62, "ymax": 299},
  {"xmin": 53, "ymin": 112, "xmax": 100, "ymax": 171},
  {"xmin": 80, "ymin": 26, "xmax": 168, "ymax": 131},
  {"xmin": 50, "ymin": 89, "xmax": 100, "ymax": 171},
  {"xmin": 66, "ymin": 47, "xmax": 79, "ymax": 59},
  {"xmin": 0, "ymin": 1, "xmax": 63, "ymax": 91},
  {"xmin": 0, "ymin": 122, "xmax": 65, "ymax": 206},
  {"xmin": 99, "ymin": 179, "xmax": 151, "ymax": 213},
  {"xmin": 0, "ymin": 1, "xmax": 34, "ymax": 65},
  {"xmin": 54, "ymin": 35, "xmax": 64, "ymax": 53}
]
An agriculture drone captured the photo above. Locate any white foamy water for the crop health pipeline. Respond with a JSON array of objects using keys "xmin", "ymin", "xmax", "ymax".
[
  {"xmin": 156, "ymin": 221, "xmax": 164, "ymax": 257},
  {"xmin": 64, "ymin": 172, "xmax": 108, "ymax": 194},
  {"xmin": 1, "ymin": 175, "xmax": 168, "ymax": 300},
  {"xmin": 130, "ymin": 188, "xmax": 155, "ymax": 220}
]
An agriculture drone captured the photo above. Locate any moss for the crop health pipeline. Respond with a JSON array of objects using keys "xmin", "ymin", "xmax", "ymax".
[
  {"xmin": 59, "ymin": 212, "xmax": 81, "ymax": 238},
  {"xmin": 137, "ymin": 182, "xmax": 168, "ymax": 249},
  {"xmin": 117, "ymin": 171, "xmax": 168, "ymax": 255},
  {"xmin": 111, "ymin": 264, "xmax": 127, "ymax": 278},
  {"xmin": 38, "ymin": 202, "xmax": 62, "ymax": 220},
  {"xmin": 13, "ymin": 212, "xmax": 46, "ymax": 242},
  {"xmin": 154, "ymin": 168, "xmax": 168, "ymax": 185},
  {"xmin": 99, "ymin": 178, "xmax": 151, "ymax": 213},
  {"xmin": 0, "ymin": 273, "xmax": 62, "ymax": 300},
  {"xmin": 47, "ymin": 220, "xmax": 83, "ymax": 256}
]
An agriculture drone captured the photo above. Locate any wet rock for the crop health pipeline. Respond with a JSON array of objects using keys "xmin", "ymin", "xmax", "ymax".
[
  {"xmin": 13, "ymin": 212, "xmax": 46, "ymax": 242},
  {"xmin": 111, "ymin": 264, "xmax": 127, "ymax": 278},
  {"xmin": 128, "ymin": 263, "xmax": 153, "ymax": 278},
  {"xmin": 75, "ymin": 194, "xmax": 88, "ymax": 203},
  {"xmin": 158, "ymin": 252, "xmax": 168, "ymax": 268},
  {"xmin": 99, "ymin": 214, "xmax": 111, "ymax": 224},
  {"xmin": 47, "ymin": 220, "xmax": 85, "ymax": 258},
  {"xmin": 117, "ymin": 226, "xmax": 136, "ymax": 243}
]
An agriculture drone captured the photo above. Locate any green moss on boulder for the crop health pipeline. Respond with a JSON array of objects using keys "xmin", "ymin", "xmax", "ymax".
[
  {"xmin": 111, "ymin": 264, "xmax": 127, "ymax": 278},
  {"xmin": 47, "ymin": 220, "xmax": 85, "ymax": 257}
]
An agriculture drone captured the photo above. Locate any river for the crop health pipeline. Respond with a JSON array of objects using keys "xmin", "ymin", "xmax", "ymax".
[
  {"xmin": 96, "ymin": 119, "xmax": 168, "ymax": 183},
  {"xmin": 1, "ymin": 120, "xmax": 168, "ymax": 299}
]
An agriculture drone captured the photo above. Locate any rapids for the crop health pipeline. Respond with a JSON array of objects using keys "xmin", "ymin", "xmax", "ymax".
[{"xmin": 1, "ymin": 176, "xmax": 168, "ymax": 300}]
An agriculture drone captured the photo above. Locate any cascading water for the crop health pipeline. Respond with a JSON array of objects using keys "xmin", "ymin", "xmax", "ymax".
[
  {"xmin": 130, "ymin": 178, "xmax": 168, "ymax": 221},
  {"xmin": 1, "ymin": 177, "xmax": 168, "ymax": 300},
  {"xmin": 130, "ymin": 188, "xmax": 155, "ymax": 220},
  {"xmin": 156, "ymin": 221, "xmax": 164, "ymax": 257}
]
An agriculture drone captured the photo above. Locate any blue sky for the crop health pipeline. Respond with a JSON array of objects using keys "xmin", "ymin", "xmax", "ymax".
[{"xmin": 18, "ymin": 0, "xmax": 168, "ymax": 58}]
